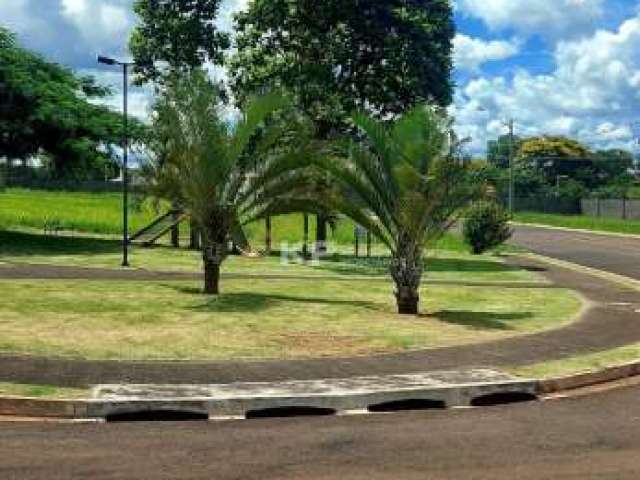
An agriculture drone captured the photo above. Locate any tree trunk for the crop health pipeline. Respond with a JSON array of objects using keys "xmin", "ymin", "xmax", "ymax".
[
  {"xmin": 395, "ymin": 285, "xmax": 420, "ymax": 315},
  {"xmin": 203, "ymin": 259, "xmax": 220, "ymax": 295},
  {"xmin": 315, "ymin": 213, "xmax": 328, "ymax": 255},
  {"xmin": 170, "ymin": 208, "xmax": 180, "ymax": 248},
  {"xmin": 202, "ymin": 240, "xmax": 225, "ymax": 295},
  {"xmin": 390, "ymin": 241, "xmax": 423, "ymax": 315},
  {"xmin": 170, "ymin": 223, "xmax": 180, "ymax": 248},
  {"xmin": 189, "ymin": 219, "xmax": 201, "ymax": 250},
  {"xmin": 302, "ymin": 214, "xmax": 310, "ymax": 259},
  {"xmin": 265, "ymin": 216, "xmax": 272, "ymax": 255}
]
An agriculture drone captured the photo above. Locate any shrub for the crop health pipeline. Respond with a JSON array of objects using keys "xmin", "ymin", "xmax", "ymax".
[{"xmin": 463, "ymin": 202, "xmax": 512, "ymax": 255}]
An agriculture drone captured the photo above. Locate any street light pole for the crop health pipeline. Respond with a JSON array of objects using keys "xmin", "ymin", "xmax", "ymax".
[
  {"xmin": 122, "ymin": 62, "xmax": 130, "ymax": 267},
  {"xmin": 97, "ymin": 55, "xmax": 134, "ymax": 268}
]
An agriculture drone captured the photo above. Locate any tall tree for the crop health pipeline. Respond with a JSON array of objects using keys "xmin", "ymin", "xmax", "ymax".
[
  {"xmin": 516, "ymin": 136, "xmax": 593, "ymax": 185},
  {"xmin": 230, "ymin": 0, "xmax": 455, "ymax": 245},
  {"xmin": 146, "ymin": 71, "xmax": 316, "ymax": 294},
  {"xmin": 231, "ymin": 0, "xmax": 454, "ymax": 120},
  {"xmin": 130, "ymin": 0, "xmax": 231, "ymax": 84},
  {"xmin": 0, "ymin": 27, "xmax": 141, "ymax": 180}
]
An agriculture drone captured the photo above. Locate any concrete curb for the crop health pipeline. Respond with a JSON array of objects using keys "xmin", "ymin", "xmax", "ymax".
[
  {"xmin": 2, "ymin": 361, "xmax": 640, "ymax": 420},
  {"xmin": 512, "ymin": 221, "xmax": 640, "ymax": 240},
  {"xmin": 538, "ymin": 360, "xmax": 640, "ymax": 394}
]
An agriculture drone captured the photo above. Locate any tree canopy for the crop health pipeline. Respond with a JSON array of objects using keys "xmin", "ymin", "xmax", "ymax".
[
  {"xmin": 230, "ymin": 0, "xmax": 455, "ymax": 136},
  {"xmin": 483, "ymin": 134, "xmax": 636, "ymax": 199},
  {"xmin": 130, "ymin": 0, "xmax": 231, "ymax": 84},
  {"xmin": 0, "ymin": 27, "xmax": 143, "ymax": 180}
]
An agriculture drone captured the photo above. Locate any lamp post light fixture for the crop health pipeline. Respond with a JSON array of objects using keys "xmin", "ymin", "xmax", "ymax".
[{"xmin": 97, "ymin": 55, "xmax": 135, "ymax": 268}]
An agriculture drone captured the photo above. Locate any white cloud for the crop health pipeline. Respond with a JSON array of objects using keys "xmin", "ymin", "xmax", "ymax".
[
  {"xmin": 454, "ymin": 34, "xmax": 520, "ymax": 72},
  {"xmin": 453, "ymin": 15, "xmax": 640, "ymax": 154},
  {"xmin": 458, "ymin": 0, "xmax": 605, "ymax": 38},
  {"xmin": 80, "ymin": 69, "xmax": 153, "ymax": 121},
  {"xmin": 60, "ymin": 0, "xmax": 133, "ymax": 55}
]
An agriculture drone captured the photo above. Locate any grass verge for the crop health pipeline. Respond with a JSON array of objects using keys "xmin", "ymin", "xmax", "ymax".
[
  {"xmin": 511, "ymin": 344, "xmax": 640, "ymax": 379},
  {"xmin": 514, "ymin": 211, "xmax": 640, "ymax": 236},
  {"xmin": 0, "ymin": 383, "xmax": 87, "ymax": 399},
  {"xmin": 0, "ymin": 278, "xmax": 582, "ymax": 361}
]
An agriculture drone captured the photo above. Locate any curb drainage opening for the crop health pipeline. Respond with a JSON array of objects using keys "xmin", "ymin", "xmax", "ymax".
[
  {"xmin": 245, "ymin": 406, "xmax": 336, "ymax": 420},
  {"xmin": 367, "ymin": 399, "xmax": 446, "ymax": 413},
  {"xmin": 471, "ymin": 392, "xmax": 538, "ymax": 407},
  {"xmin": 105, "ymin": 410, "xmax": 209, "ymax": 423}
]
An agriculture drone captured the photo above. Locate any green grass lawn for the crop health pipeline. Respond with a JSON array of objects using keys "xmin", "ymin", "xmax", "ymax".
[
  {"xmin": 0, "ymin": 383, "xmax": 87, "ymax": 399},
  {"xmin": 0, "ymin": 188, "xmax": 471, "ymax": 251},
  {"xmin": 0, "ymin": 278, "xmax": 582, "ymax": 361},
  {"xmin": 0, "ymin": 188, "xmax": 158, "ymax": 235},
  {"xmin": 511, "ymin": 343, "xmax": 640, "ymax": 379},
  {"xmin": 514, "ymin": 211, "xmax": 640, "ymax": 236},
  {"xmin": 0, "ymin": 230, "xmax": 538, "ymax": 284}
]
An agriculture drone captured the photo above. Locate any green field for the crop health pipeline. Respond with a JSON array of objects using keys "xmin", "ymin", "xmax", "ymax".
[
  {"xmin": 0, "ymin": 188, "xmax": 157, "ymax": 235},
  {"xmin": 515, "ymin": 211, "xmax": 640, "ymax": 236},
  {"xmin": 0, "ymin": 188, "xmax": 470, "ymax": 251}
]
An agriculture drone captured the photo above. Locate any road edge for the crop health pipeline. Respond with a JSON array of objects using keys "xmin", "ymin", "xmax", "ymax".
[
  {"xmin": 512, "ymin": 221, "xmax": 640, "ymax": 240},
  {"xmin": 2, "ymin": 359, "xmax": 640, "ymax": 420}
]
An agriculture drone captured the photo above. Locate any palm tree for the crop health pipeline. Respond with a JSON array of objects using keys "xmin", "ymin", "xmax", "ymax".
[
  {"xmin": 146, "ymin": 71, "xmax": 315, "ymax": 294},
  {"xmin": 318, "ymin": 106, "xmax": 479, "ymax": 314}
]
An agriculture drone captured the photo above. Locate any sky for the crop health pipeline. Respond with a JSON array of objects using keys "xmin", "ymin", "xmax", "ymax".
[{"xmin": 2, "ymin": 0, "xmax": 640, "ymax": 156}]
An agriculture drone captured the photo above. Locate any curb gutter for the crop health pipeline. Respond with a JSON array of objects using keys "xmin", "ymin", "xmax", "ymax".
[{"xmin": 2, "ymin": 362, "xmax": 640, "ymax": 420}]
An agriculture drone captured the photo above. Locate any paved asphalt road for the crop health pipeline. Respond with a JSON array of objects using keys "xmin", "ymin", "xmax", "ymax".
[
  {"xmin": 2, "ymin": 384, "xmax": 640, "ymax": 479},
  {"xmin": 512, "ymin": 225, "xmax": 640, "ymax": 280}
]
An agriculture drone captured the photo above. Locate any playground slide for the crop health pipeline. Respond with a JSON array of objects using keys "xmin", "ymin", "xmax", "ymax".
[
  {"xmin": 231, "ymin": 224, "xmax": 260, "ymax": 257},
  {"xmin": 132, "ymin": 210, "xmax": 260, "ymax": 257}
]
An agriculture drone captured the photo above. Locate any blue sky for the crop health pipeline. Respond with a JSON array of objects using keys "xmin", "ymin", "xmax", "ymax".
[{"xmin": 2, "ymin": 0, "xmax": 640, "ymax": 155}]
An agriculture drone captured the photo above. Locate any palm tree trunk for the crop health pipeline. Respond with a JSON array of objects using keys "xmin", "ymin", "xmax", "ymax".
[
  {"xmin": 395, "ymin": 283, "xmax": 420, "ymax": 315},
  {"xmin": 202, "ymin": 240, "xmax": 225, "ymax": 294},
  {"xmin": 390, "ymin": 242, "xmax": 422, "ymax": 315},
  {"xmin": 204, "ymin": 258, "xmax": 221, "ymax": 294}
]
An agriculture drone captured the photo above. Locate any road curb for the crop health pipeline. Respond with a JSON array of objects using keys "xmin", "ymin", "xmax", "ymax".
[
  {"xmin": 538, "ymin": 360, "xmax": 640, "ymax": 394},
  {"xmin": 512, "ymin": 222, "xmax": 640, "ymax": 240},
  {"xmin": 523, "ymin": 252, "xmax": 640, "ymax": 293},
  {"xmin": 0, "ymin": 397, "xmax": 89, "ymax": 419},
  {"xmin": 2, "ymin": 362, "xmax": 640, "ymax": 420}
]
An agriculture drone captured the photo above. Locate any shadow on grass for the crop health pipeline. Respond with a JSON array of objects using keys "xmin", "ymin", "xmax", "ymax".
[
  {"xmin": 161, "ymin": 285, "xmax": 380, "ymax": 313},
  {"xmin": 300, "ymin": 253, "xmax": 523, "ymax": 277},
  {"xmin": 0, "ymin": 230, "xmax": 120, "ymax": 257},
  {"xmin": 430, "ymin": 310, "xmax": 534, "ymax": 331}
]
